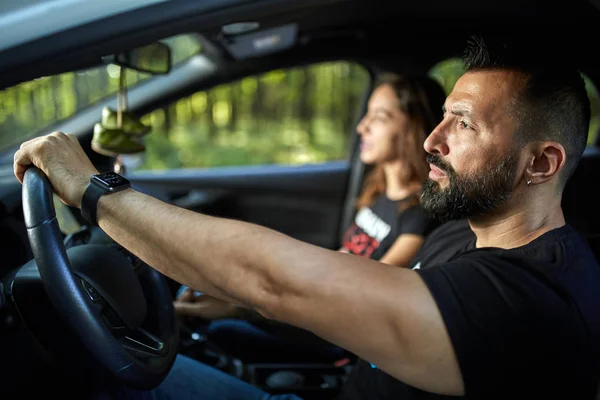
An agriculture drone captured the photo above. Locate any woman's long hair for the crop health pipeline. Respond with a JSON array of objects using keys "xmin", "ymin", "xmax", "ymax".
[{"xmin": 355, "ymin": 72, "xmax": 446, "ymax": 210}]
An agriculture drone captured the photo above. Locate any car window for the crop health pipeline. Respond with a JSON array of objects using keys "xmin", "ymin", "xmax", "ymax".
[
  {"xmin": 428, "ymin": 57, "xmax": 600, "ymax": 144},
  {"xmin": 0, "ymin": 33, "xmax": 202, "ymax": 151},
  {"xmin": 122, "ymin": 61, "xmax": 370, "ymax": 172}
]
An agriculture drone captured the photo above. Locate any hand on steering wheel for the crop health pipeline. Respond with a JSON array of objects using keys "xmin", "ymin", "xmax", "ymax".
[{"xmin": 20, "ymin": 167, "xmax": 178, "ymax": 390}]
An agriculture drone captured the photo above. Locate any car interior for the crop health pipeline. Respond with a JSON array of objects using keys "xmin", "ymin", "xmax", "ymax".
[{"xmin": 1, "ymin": 0, "xmax": 600, "ymax": 398}]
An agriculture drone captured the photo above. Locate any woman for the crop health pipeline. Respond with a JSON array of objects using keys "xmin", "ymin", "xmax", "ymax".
[
  {"xmin": 175, "ymin": 72, "xmax": 446, "ymax": 363},
  {"xmin": 339, "ymin": 72, "xmax": 445, "ymax": 266}
]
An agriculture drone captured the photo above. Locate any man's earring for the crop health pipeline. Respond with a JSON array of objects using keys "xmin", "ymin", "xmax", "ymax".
[{"xmin": 526, "ymin": 179, "xmax": 532, "ymax": 186}]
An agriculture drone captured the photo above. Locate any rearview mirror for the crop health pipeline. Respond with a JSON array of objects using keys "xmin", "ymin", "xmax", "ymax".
[{"xmin": 110, "ymin": 42, "xmax": 172, "ymax": 74}]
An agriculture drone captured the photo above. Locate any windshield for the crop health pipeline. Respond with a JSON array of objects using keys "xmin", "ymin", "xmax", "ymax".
[{"xmin": 0, "ymin": 33, "xmax": 202, "ymax": 151}]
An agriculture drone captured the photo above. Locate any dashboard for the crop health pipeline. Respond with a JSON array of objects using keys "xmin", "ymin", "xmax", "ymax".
[
  {"xmin": 0, "ymin": 194, "xmax": 85, "ymax": 278},
  {"xmin": 0, "ymin": 201, "xmax": 31, "ymax": 277}
]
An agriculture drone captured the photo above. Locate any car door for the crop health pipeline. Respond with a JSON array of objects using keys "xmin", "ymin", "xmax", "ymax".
[{"xmin": 120, "ymin": 61, "xmax": 371, "ymax": 250}]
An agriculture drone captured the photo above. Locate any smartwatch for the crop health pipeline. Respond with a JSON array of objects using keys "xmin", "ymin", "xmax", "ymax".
[{"xmin": 81, "ymin": 172, "xmax": 130, "ymax": 226}]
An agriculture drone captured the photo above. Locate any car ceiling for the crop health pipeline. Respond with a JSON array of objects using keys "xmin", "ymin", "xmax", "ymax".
[
  {"xmin": 0, "ymin": 0, "xmax": 169, "ymax": 53},
  {"xmin": 0, "ymin": 0, "xmax": 599, "ymax": 90}
]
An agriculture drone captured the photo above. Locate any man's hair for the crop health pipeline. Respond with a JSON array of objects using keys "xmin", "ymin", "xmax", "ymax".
[{"xmin": 461, "ymin": 34, "xmax": 591, "ymax": 190}]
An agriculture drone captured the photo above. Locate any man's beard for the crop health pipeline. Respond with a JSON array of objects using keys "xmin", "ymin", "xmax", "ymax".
[{"xmin": 421, "ymin": 151, "xmax": 520, "ymax": 223}]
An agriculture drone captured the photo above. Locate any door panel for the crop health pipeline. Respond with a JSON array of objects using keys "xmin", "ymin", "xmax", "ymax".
[{"xmin": 127, "ymin": 161, "xmax": 350, "ymax": 249}]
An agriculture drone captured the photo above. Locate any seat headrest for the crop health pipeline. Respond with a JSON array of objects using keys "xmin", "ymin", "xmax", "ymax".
[{"xmin": 562, "ymin": 147, "xmax": 600, "ymax": 236}]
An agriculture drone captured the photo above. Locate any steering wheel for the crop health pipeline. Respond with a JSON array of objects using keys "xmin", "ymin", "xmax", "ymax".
[{"xmin": 20, "ymin": 167, "xmax": 178, "ymax": 390}]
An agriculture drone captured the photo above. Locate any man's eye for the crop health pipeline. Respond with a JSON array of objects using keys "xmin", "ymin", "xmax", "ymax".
[{"xmin": 459, "ymin": 120, "xmax": 470, "ymax": 129}]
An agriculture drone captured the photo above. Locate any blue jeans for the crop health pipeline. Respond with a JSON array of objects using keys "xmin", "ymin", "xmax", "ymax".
[
  {"xmin": 207, "ymin": 319, "xmax": 346, "ymax": 363},
  {"xmin": 111, "ymin": 354, "xmax": 303, "ymax": 400}
]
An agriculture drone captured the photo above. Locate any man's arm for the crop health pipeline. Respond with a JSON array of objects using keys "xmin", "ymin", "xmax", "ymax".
[
  {"xmin": 97, "ymin": 189, "xmax": 463, "ymax": 395},
  {"xmin": 14, "ymin": 133, "xmax": 464, "ymax": 395}
]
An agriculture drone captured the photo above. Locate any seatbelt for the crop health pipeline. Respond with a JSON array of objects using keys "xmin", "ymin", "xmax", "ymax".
[
  {"xmin": 338, "ymin": 154, "xmax": 364, "ymax": 242},
  {"xmin": 337, "ymin": 80, "xmax": 372, "ymax": 243}
]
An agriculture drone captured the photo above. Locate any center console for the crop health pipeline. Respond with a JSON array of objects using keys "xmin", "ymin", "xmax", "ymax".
[
  {"xmin": 246, "ymin": 362, "xmax": 352, "ymax": 399},
  {"xmin": 178, "ymin": 322, "xmax": 354, "ymax": 399}
]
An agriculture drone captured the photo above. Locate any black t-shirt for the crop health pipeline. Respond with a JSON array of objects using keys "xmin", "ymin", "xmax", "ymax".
[
  {"xmin": 342, "ymin": 195, "xmax": 437, "ymax": 261},
  {"xmin": 408, "ymin": 218, "xmax": 476, "ymax": 270},
  {"xmin": 338, "ymin": 224, "xmax": 600, "ymax": 399}
]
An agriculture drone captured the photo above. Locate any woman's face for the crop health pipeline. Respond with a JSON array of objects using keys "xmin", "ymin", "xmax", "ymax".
[{"xmin": 356, "ymin": 84, "xmax": 413, "ymax": 165}]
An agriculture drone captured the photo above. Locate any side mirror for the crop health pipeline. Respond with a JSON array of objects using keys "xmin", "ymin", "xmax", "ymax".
[{"xmin": 110, "ymin": 42, "xmax": 172, "ymax": 74}]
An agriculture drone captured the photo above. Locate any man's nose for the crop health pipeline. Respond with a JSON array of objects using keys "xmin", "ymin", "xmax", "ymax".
[{"xmin": 424, "ymin": 122, "xmax": 449, "ymax": 156}]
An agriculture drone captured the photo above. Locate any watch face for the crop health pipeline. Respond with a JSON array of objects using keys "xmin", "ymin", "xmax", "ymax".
[{"xmin": 92, "ymin": 172, "xmax": 130, "ymax": 190}]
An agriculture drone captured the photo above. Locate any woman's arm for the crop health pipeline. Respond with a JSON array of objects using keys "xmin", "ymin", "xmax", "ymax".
[{"xmin": 378, "ymin": 234, "xmax": 425, "ymax": 267}]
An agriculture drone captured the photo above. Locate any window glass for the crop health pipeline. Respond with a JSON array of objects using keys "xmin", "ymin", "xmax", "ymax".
[
  {"xmin": 0, "ymin": 33, "xmax": 202, "ymax": 151},
  {"xmin": 126, "ymin": 61, "xmax": 370, "ymax": 171}
]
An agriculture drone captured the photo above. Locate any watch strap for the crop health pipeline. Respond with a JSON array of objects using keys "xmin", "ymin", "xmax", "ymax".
[{"xmin": 81, "ymin": 181, "xmax": 109, "ymax": 226}]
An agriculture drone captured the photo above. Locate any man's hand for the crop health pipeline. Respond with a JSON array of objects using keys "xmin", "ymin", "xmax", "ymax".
[
  {"xmin": 14, "ymin": 132, "xmax": 99, "ymax": 208},
  {"xmin": 174, "ymin": 290, "xmax": 242, "ymax": 320}
]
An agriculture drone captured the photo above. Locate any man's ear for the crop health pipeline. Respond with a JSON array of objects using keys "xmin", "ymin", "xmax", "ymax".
[{"xmin": 524, "ymin": 142, "xmax": 566, "ymax": 185}]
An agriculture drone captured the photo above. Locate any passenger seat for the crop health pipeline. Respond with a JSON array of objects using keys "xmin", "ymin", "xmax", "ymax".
[{"xmin": 562, "ymin": 146, "xmax": 600, "ymax": 260}]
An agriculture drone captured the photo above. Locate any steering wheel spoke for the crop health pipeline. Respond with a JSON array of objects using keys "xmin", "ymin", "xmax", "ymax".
[
  {"xmin": 80, "ymin": 278, "xmax": 105, "ymax": 304},
  {"xmin": 122, "ymin": 327, "xmax": 165, "ymax": 357}
]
